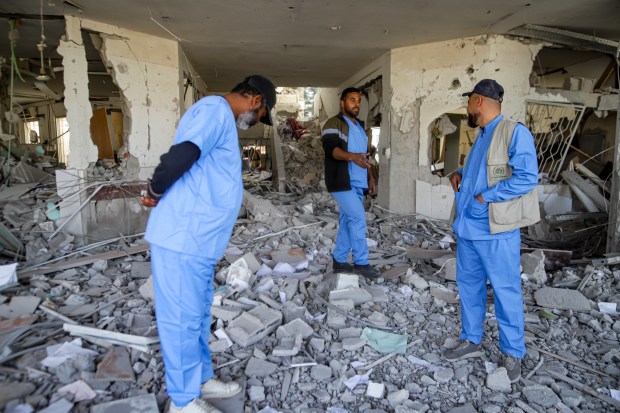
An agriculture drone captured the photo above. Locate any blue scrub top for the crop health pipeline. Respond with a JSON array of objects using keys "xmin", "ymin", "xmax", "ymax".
[
  {"xmin": 145, "ymin": 96, "xmax": 244, "ymax": 258},
  {"xmin": 344, "ymin": 117, "xmax": 368, "ymax": 189},
  {"xmin": 453, "ymin": 114, "xmax": 538, "ymax": 240}
]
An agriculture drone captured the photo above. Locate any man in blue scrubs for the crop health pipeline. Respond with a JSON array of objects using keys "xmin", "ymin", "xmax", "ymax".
[
  {"xmin": 141, "ymin": 76, "xmax": 276, "ymax": 413},
  {"xmin": 322, "ymin": 87, "xmax": 380, "ymax": 279},
  {"xmin": 442, "ymin": 80, "xmax": 538, "ymax": 383}
]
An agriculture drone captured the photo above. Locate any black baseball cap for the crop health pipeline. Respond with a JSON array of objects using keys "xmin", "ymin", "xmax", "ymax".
[
  {"xmin": 245, "ymin": 75, "xmax": 277, "ymax": 125},
  {"xmin": 462, "ymin": 79, "xmax": 504, "ymax": 103}
]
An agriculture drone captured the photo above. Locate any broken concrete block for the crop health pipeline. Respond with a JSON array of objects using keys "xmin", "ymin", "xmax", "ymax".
[
  {"xmin": 523, "ymin": 385, "xmax": 560, "ymax": 408},
  {"xmin": 211, "ymin": 306, "xmax": 242, "ymax": 322},
  {"xmin": 387, "ymin": 389, "xmax": 409, "ymax": 407},
  {"xmin": 130, "ymin": 261, "xmax": 151, "ymax": 279},
  {"xmin": 276, "ymin": 318, "xmax": 313, "ymax": 339},
  {"xmin": 364, "ymin": 286, "xmax": 389, "ymax": 303},
  {"xmin": 339, "ymin": 327, "xmax": 362, "ymax": 339},
  {"xmin": 95, "ymin": 346, "xmax": 135, "ymax": 382},
  {"xmin": 226, "ymin": 305, "xmax": 282, "ymax": 347},
  {"xmin": 0, "ymin": 296, "xmax": 41, "ymax": 318},
  {"xmin": 272, "ymin": 334, "xmax": 302, "ymax": 357},
  {"xmin": 245, "ymin": 357, "xmax": 278, "ymax": 377},
  {"xmin": 433, "ymin": 367, "xmax": 454, "ymax": 383},
  {"xmin": 336, "ymin": 273, "xmax": 359, "ymax": 290},
  {"xmin": 241, "ymin": 252, "xmax": 261, "ymax": 273},
  {"xmin": 327, "ymin": 299, "xmax": 353, "ymax": 328},
  {"xmin": 366, "ymin": 382, "xmax": 385, "ymax": 398},
  {"xmin": 311, "ymin": 364, "xmax": 332, "ymax": 382},
  {"xmin": 329, "ymin": 287, "xmax": 373, "ymax": 305},
  {"xmin": 534, "ymin": 287, "xmax": 591, "ymax": 311},
  {"xmin": 443, "ymin": 259, "xmax": 457, "ymax": 281},
  {"xmin": 281, "ymin": 301, "xmax": 306, "ymax": 323},
  {"xmin": 404, "ymin": 270, "xmax": 429, "ymax": 290},
  {"xmin": 310, "ymin": 338, "xmax": 325, "ymax": 352},
  {"xmin": 447, "ymin": 404, "xmax": 477, "ymax": 413},
  {"xmin": 91, "ymin": 393, "xmax": 158, "ymax": 413},
  {"xmin": 368, "ymin": 311, "xmax": 389, "ymax": 327},
  {"xmin": 138, "ymin": 276, "xmax": 154, "ymax": 301},
  {"xmin": 429, "ymin": 285, "xmax": 459, "ymax": 304},
  {"xmin": 486, "ymin": 367, "xmax": 511, "ymax": 393},
  {"xmin": 521, "ymin": 249, "xmax": 547, "ymax": 284},
  {"xmin": 249, "ymin": 385, "xmax": 265, "ymax": 402},
  {"xmin": 91, "ymin": 260, "xmax": 107, "ymax": 272},
  {"xmin": 342, "ymin": 338, "xmax": 366, "ymax": 351}
]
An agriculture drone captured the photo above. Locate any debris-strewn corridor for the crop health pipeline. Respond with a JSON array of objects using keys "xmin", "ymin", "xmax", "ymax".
[{"xmin": 0, "ymin": 1, "xmax": 619, "ymax": 413}]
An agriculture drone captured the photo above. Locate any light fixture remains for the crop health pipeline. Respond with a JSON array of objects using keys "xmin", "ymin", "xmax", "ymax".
[
  {"xmin": 36, "ymin": 0, "xmax": 50, "ymax": 81},
  {"xmin": 329, "ymin": 25, "xmax": 341, "ymax": 31}
]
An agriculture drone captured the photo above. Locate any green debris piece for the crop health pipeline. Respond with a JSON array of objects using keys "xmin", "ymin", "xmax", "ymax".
[{"xmin": 539, "ymin": 308, "xmax": 558, "ymax": 320}]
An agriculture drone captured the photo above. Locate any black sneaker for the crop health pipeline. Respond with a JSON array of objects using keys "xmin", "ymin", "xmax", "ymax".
[
  {"xmin": 442, "ymin": 340, "xmax": 484, "ymax": 362},
  {"xmin": 354, "ymin": 264, "xmax": 380, "ymax": 279},
  {"xmin": 333, "ymin": 260, "xmax": 354, "ymax": 272},
  {"xmin": 504, "ymin": 355, "xmax": 521, "ymax": 383}
]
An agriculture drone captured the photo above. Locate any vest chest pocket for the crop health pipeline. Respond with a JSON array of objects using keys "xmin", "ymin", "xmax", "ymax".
[{"xmin": 487, "ymin": 158, "xmax": 512, "ymax": 187}]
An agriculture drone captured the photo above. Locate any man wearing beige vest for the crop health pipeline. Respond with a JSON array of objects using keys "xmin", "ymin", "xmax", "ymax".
[{"xmin": 442, "ymin": 79, "xmax": 539, "ymax": 383}]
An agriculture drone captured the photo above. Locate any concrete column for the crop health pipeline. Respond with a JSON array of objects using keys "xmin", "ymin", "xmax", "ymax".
[
  {"xmin": 607, "ymin": 88, "xmax": 620, "ymax": 253},
  {"xmin": 57, "ymin": 16, "xmax": 98, "ymax": 169},
  {"xmin": 269, "ymin": 114, "xmax": 286, "ymax": 192}
]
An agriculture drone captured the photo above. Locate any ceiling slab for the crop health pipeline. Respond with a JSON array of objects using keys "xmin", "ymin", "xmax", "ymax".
[{"xmin": 1, "ymin": 0, "xmax": 619, "ymax": 91}]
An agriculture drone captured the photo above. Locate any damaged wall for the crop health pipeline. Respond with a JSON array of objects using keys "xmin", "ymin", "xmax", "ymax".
[
  {"xmin": 61, "ymin": 16, "xmax": 181, "ymax": 179},
  {"xmin": 81, "ymin": 17, "xmax": 181, "ymax": 180},
  {"xmin": 388, "ymin": 35, "xmax": 543, "ymax": 216}
]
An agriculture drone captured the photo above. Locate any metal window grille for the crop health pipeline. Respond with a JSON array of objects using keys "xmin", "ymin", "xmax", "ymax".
[{"xmin": 526, "ymin": 101, "xmax": 586, "ymax": 182}]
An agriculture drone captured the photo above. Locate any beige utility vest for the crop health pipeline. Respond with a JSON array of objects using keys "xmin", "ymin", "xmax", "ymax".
[{"xmin": 484, "ymin": 119, "xmax": 541, "ymax": 234}]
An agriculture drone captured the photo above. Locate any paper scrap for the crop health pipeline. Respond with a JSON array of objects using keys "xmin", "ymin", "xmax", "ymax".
[
  {"xmin": 214, "ymin": 329, "xmax": 233, "ymax": 348},
  {"xmin": 41, "ymin": 338, "xmax": 98, "ymax": 369},
  {"xmin": 344, "ymin": 368, "xmax": 373, "ymax": 390},
  {"xmin": 57, "ymin": 380, "xmax": 97, "ymax": 402},
  {"xmin": 406, "ymin": 355, "xmax": 440, "ymax": 372},
  {"xmin": 598, "ymin": 302, "xmax": 618, "ymax": 315},
  {"xmin": 610, "ymin": 389, "xmax": 620, "ymax": 402},
  {"xmin": 439, "ymin": 235, "xmax": 455, "ymax": 249},
  {"xmin": 304, "ymin": 310, "xmax": 325, "ymax": 322},
  {"xmin": 400, "ymin": 285, "xmax": 414, "ymax": 297},
  {"xmin": 0, "ymin": 263, "xmax": 18, "ymax": 287}
]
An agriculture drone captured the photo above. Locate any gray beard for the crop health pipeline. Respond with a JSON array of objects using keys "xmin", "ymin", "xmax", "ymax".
[{"xmin": 236, "ymin": 110, "xmax": 257, "ymax": 130}]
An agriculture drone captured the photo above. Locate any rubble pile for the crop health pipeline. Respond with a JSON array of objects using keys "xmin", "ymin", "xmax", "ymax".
[
  {"xmin": 0, "ymin": 183, "xmax": 618, "ymax": 413},
  {"xmin": 279, "ymin": 119, "xmax": 325, "ymax": 190}
]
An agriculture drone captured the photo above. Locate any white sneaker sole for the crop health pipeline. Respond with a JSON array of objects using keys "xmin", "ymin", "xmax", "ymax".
[{"xmin": 202, "ymin": 386, "xmax": 242, "ymax": 399}]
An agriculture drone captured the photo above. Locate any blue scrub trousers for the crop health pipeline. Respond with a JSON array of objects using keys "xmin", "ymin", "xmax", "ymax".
[
  {"xmin": 456, "ymin": 232, "xmax": 526, "ymax": 358},
  {"xmin": 332, "ymin": 186, "xmax": 368, "ymax": 265},
  {"xmin": 150, "ymin": 244, "xmax": 216, "ymax": 406}
]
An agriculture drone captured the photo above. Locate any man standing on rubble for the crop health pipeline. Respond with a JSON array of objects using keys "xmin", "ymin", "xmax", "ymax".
[
  {"xmin": 321, "ymin": 87, "xmax": 380, "ymax": 279},
  {"xmin": 443, "ymin": 79, "xmax": 539, "ymax": 383},
  {"xmin": 141, "ymin": 76, "xmax": 277, "ymax": 413}
]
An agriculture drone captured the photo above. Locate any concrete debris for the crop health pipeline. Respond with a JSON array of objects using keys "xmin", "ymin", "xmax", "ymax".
[
  {"xmin": 0, "ymin": 165, "xmax": 619, "ymax": 413},
  {"xmin": 534, "ymin": 287, "xmax": 591, "ymax": 311},
  {"xmin": 486, "ymin": 367, "xmax": 512, "ymax": 392}
]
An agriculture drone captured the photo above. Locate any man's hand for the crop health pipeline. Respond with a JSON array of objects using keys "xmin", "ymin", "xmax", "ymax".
[
  {"xmin": 368, "ymin": 178, "xmax": 377, "ymax": 197},
  {"xmin": 349, "ymin": 153, "xmax": 372, "ymax": 169},
  {"xmin": 475, "ymin": 194, "xmax": 487, "ymax": 204},
  {"xmin": 140, "ymin": 191, "xmax": 158, "ymax": 208},
  {"xmin": 449, "ymin": 171, "xmax": 462, "ymax": 192}
]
